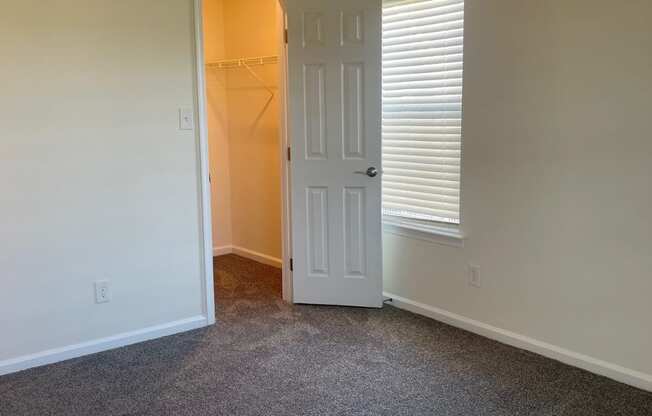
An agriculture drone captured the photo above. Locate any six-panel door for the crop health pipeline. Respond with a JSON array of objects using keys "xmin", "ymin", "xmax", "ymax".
[{"xmin": 287, "ymin": 0, "xmax": 382, "ymax": 307}]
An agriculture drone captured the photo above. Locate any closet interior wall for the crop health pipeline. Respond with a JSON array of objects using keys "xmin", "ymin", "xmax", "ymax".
[{"xmin": 203, "ymin": 0, "xmax": 282, "ymax": 262}]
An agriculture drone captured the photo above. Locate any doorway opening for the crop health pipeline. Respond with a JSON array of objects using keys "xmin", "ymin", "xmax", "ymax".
[
  {"xmin": 202, "ymin": 0, "xmax": 291, "ymax": 305},
  {"xmin": 197, "ymin": 0, "xmax": 384, "ymax": 313}
]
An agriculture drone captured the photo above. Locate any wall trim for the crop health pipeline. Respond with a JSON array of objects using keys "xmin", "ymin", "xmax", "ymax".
[
  {"xmin": 213, "ymin": 245, "xmax": 233, "ymax": 256},
  {"xmin": 233, "ymin": 246, "xmax": 282, "ymax": 268},
  {"xmin": 277, "ymin": 0, "xmax": 293, "ymax": 304},
  {"xmin": 213, "ymin": 245, "xmax": 282, "ymax": 269},
  {"xmin": 0, "ymin": 316, "xmax": 208, "ymax": 377},
  {"xmin": 383, "ymin": 216, "xmax": 465, "ymax": 248},
  {"xmin": 384, "ymin": 292, "xmax": 652, "ymax": 393},
  {"xmin": 192, "ymin": 0, "xmax": 216, "ymax": 326}
]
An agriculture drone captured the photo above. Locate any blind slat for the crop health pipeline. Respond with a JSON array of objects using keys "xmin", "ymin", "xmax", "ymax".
[
  {"xmin": 384, "ymin": 174, "xmax": 459, "ymax": 189},
  {"xmin": 384, "ymin": 70, "xmax": 463, "ymax": 83},
  {"xmin": 382, "ymin": 0, "xmax": 463, "ymax": 225},
  {"xmin": 383, "ymin": 19, "xmax": 464, "ymax": 40},
  {"xmin": 384, "ymin": 161, "xmax": 460, "ymax": 174},
  {"xmin": 384, "ymin": 0, "xmax": 463, "ymax": 14},
  {"xmin": 384, "ymin": 181, "xmax": 460, "ymax": 197},
  {"xmin": 383, "ymin": 78, "xmax": 463, "ymax": 91},
  {"xmin": 383, "ymin": 27, "xmax": 464, "ymax": 47},
  {"xmin": 383, "ymin": 197, "xmax": 460, "ymax": 213},
  {"xmin": 384, "ymin": 167, "xmax": 460, "ymax": 181},
  {"xmin": 384, "ymin": 2, "xmax": 464, "ymax": 24}
]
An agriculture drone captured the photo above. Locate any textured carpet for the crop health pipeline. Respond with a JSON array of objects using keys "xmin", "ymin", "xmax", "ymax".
[{"xmin": 1, "ymin": 254, "xmax": 651, "ymax": 416}]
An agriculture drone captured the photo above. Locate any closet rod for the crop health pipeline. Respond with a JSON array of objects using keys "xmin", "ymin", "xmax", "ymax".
[{"xmin": 205, "ymin": 55, "xmax": 279, "ymax": 70}]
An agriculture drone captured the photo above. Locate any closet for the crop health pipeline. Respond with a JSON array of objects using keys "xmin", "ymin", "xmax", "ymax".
[{"xmin": 203, "ymin": 0, "xmax": 283, "ymax": 268}]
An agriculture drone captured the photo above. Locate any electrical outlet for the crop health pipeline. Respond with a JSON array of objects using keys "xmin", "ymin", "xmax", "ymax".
[
  {"xmin": 95, "ymin": 280, "xmax": 111, "ymax": 304},
  {"xmin": 468, "ymin": 265, "xmax": 481, "ymax": 288}
]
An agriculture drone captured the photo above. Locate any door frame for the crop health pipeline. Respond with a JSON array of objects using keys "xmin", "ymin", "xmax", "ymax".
[
  {"xmin": 192, "ymin": 0, "xmax": 293, "ymax": 324},
  {"xmin": 193, "ymin": 0, "xmax": 215, "ymax": 325},
  {"xmin": 276, "ymin": 0, "xmax": 293, "ymax": 303}
]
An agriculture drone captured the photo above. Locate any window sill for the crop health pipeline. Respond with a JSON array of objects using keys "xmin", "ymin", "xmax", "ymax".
[{"xmin": 382, "ymin": 216, "xmax": 465, "ymax": 248}]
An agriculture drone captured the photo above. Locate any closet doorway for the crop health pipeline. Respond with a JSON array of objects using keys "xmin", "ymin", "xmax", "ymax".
[
  {"xmin": 199, "ymin": 0, "xmax": 384, "ymax": 310},
  {"xmin": 203, "ymin": 0, "xmax": 291, "ymax": 300}
]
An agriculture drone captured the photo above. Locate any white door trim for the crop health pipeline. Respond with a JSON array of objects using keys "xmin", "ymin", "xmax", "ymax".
[
  {"xmin": 193, "ymin": 0, "xmax": 216, "ymax": 325},
  {"xmin": 277, "ymin": 1, "xmax": 293, "ymax": 303}
]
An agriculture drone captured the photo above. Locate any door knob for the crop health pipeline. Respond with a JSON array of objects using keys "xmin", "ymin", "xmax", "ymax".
[{"xmin": 354, "ymin": 167, "xmax": 378, "ymax": 178}]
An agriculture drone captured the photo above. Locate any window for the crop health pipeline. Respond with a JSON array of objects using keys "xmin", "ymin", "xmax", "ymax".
[{"xmin": 382, "ymin": 0, "xmax": 464, "ymax": 225}]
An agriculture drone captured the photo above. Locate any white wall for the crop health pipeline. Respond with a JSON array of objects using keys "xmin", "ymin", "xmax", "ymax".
[
  {"xmin": 0, "ymin": 0, "xmax": 206, "ymax": 369},
  {"xmin": 384, "ymin": 0, "xmax": 652, "ymax": 388}
]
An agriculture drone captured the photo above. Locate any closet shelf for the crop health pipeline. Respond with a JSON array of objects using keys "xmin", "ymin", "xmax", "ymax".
[{"xmin": 206, "ymin": 55, "xmax": 279, "ymax": 70}]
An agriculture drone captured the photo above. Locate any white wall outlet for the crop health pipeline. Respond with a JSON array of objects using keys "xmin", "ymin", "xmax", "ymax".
[
  {"xmin": 468, "ymin": 265, "xmax": 481, "ymax": 288},
  {"xmin": 179, "ymin": 107, "xmax": 194, "ymax": 130},
  {"xmin": 94, "ymin": 280, "xmax": 111, "ymax": 304}
]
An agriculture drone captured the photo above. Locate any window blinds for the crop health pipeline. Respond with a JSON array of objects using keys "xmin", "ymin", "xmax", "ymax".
[{"xmin": 382, "ymin": 0, "xmax": 464, "ymax": 224}]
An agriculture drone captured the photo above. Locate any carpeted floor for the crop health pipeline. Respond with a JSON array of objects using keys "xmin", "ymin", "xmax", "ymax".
[{"xmin": 1, "ymin": 254, "xmax": 651, "ymax": 415}]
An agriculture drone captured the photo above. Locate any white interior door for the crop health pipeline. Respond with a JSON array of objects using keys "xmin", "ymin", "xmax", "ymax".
[{"xmin": 287, "ymin": 0, "xmax": 382, "ymax": 307}]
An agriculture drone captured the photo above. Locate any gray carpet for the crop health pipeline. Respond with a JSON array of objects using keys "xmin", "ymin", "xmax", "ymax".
[{"xmin": 1, "ymin": 254, "xmax": 651, "ymax": 415}]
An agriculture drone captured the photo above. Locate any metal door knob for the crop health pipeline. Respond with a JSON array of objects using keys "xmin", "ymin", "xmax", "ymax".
[{"xmin": 354, "ymin": 167, "xmax": 378, "ymax": 178}]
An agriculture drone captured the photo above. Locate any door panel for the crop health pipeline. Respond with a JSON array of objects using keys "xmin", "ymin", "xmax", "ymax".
[
  {"xmin": 343, "ymin": 186, "xmax": 367, "ymax": 278},
  {"xmin": 287, "ymin": 0, "xmax": 382, "ymax": 307},
  {"xmin": 306, "ymin": 187, "xmax": 329, "ymax": 277},
  {"xmin": 342, "ymin": 62, "xmax": 365, "ymax": 159},
  {"xmin": 303, "ymin": 64, "xmax": 327, "ymax": 159}
]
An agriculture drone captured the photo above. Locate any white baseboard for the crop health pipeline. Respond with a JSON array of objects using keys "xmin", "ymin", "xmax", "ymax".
[
  {"xmin": 384, "ymin": 292, "xmax": 652, "ymax": 393},
  {"xmin": 213, "ymin": 245, "xmax": 282, "ymax": 269},
  {"xmin": 213, "ymin": 245, "xmax": 233, "ymax": 256},
  {"xmin": 232, "ymin": 246, "xmax": 282, "ymax": 268},
  {"xmin": 0, "ymin": 315, "xmax": 208, "ymax": 377}
]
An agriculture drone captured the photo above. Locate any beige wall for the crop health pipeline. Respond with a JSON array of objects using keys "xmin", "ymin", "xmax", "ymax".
[
  {"xmin": 384, "ymin": 0, "xmax": 652, "ymax": 381},
  {"xmin": 0, "ymin": 0, "xmax": 204, "ymax": 365},
  {"xmin": 204, "ymin": 0, "xmax": 282, "ymax": 260},
  {"xmin": 204, "ymin": 0, "xmax": 233, "ymax": 250}
]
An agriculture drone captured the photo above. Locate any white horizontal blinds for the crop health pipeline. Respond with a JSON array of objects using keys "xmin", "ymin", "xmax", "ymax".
[{"xmin": 382, "ymin": 0, "xmax": 463, "ymax": 224}]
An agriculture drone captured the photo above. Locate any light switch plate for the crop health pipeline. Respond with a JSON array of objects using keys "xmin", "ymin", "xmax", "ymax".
[{"xmin": 179, "ymin": 107, "xmax": 194, "ymax": 130}]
